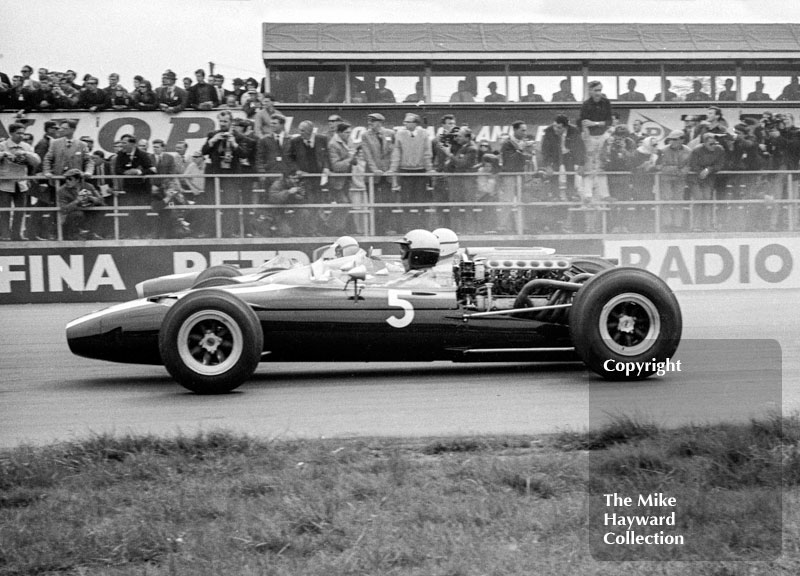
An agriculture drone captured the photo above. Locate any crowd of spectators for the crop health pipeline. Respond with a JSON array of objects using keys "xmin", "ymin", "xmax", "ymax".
[{"xmin": 2, "ymin": 69, "xmax": 800, "ymax": 240}]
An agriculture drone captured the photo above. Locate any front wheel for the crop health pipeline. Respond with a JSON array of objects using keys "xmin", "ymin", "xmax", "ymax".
[
  {"xmin": 159, "ymin": 290, "xmax": 263, "ymax": 393},
  {"xmin": 569, "ymin": 267, "xmax": 681, "ymax": 380}
]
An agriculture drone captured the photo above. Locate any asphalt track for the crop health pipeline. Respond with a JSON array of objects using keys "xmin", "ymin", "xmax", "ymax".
[{"xmin": 1, "ymin": 289, "xmax": 798, "ymax": 448}]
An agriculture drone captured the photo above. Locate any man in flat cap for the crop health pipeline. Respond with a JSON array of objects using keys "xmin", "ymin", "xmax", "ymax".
[
  {"xmin": 156, "ymin": 70, "xmax": 188, "ymax": 114},
  {"xmin": 389, "ymin": 113, "xmax": 432, "ymax": 229},
  {"xmin": 361, "ymin": 112, "xmax": 397, "ymax": 233}
]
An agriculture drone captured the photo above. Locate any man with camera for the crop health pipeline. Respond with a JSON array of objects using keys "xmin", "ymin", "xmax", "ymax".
[
  {"xmin": 0, "ymin": 123, "xmax": 40, "ymax": 240},
  {"xmin": 201, "ymin": 110, "xmax": 243, "ymax": 237},
  {"xmin": 431, "ymin": 114, "xmax": 459, "ymax": 229},
  {"xmin": 57, "ymin": 169, "xmax": 105, "ymax": 240}
]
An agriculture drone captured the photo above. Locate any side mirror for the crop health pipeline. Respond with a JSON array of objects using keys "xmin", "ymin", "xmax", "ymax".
[{"xmin": 345, "ymin": 265, "xmax": 367, "ymax": 301}]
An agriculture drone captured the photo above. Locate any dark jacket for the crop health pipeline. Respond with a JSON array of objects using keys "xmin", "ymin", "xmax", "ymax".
[{"xmin": 540, "ymin": 124, "xmax": 586, "ymax": 168}]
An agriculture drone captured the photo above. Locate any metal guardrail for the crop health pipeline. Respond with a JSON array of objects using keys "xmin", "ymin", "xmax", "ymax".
[{"xmin": 0, "ymin": 170, "xmax": 797, "ymax": 240}]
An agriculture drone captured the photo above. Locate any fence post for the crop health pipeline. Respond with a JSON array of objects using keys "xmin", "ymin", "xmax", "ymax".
[
  {"xmin": 653, "ymin": 173, "xmax": 661, "ymax": 234},
  {"xmin": 214, "ymin": 176, "xmax": 222, "ymax": 238},
  {"xmin": 515, "ymin": 174, "xmax": 524, "ymax": 235},
  {"xmin": 367, "ymin": 175, "xmax": 376, "ymax": 237},
  {"xmin": 789, "ymin": 172, "xmax": 795, "ymax": 232}
]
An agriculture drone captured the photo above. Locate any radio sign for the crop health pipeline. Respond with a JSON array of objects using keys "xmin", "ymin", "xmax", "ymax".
[{"xmin": 605, "ymin": 239, "xmax": 797, "ymax": 290}]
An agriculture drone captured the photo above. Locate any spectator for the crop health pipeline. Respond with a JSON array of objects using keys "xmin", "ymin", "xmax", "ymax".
[
  {"xmin": 689, "ymin": 133, "xmax": 726, "ymax": 231},
  {"xmin": 361, "ymin": 112, "xmax": 397, "ymax": 235},
  {"xmin": 723, "ymin": 123, "xmax": 762, "ymax": 231},
  {"xmin": 760, "ymin": 122, "xmax": 789, "ymax": 231},
  {"xmin": 211, "ymin": 74, "xmax": 229, "ymax": 106},
  {"xmin": 443, "ymin": 127, "xmax": 479, "ymax": 233},
  {"xmin": 109, "ymin": 85, "xmax": 133, "ymax": 109},
  {"xmin": 618, "ymin": 78, "xmax": 646, "ymax": 102},
  {"xmin": 6, "ymin": 75, "xmax": 37, "ymax": 110},
  {"xmin": 520, "ymin": 83, "xmax": 545, "ymax": 102},
  {"xmin": 254, "ymin": 113, "xmax": 291, "ymax": 235},
  {"xmin": 325, "ymin": 114, "xmax": 343, "ymax": 142},
  {"xmin": 220, "ymin": 94, "xmax": 240, "ymax": 110},
  {"xmin": 43, "ymin": 120, "xmax": 94, "ymax": 179},
  {"xmin": 692, "ymin": 106, "xmax": 730, "ymax": 148},
  {"xmin": 155, "ymin": 70, "xmax": 188, "ymax": 114},
  {"xmin": 57, "ymin": 169, "xmax": 105, "ymax": 240},
  {"xmin": 629, "ymin": 136, "xmax": 660, "ymax": 232},
  {"xmin": 579, "ymin": 80, "xmax": 613, "ymax": 214},
  {"xmin": 326, "ymin": 122, "xmax": 357, "ymax": 235},
  {"xmin": 189, "ymin": 68, "xmax": 218, "ymax": 110},
  {"xmin": 181, "ymin": 150, "xmax": 207, "ymax": 204},
  {"xmin": 432, "ymin": 114, "xmax": 459, "ymax": 229},
  {"xmin": 286, "ymin": 120, "xmax": 331, "ymax": 236},
  {"xmin": 182, "ymin": 77, "xmax": 193, "ymax": 92},
  {"xmin": 31, "ymin": 77, "xmax": 62, "ymax": 110},
  {"xmin": 266, "ymin": 172, "xmax": 307, "ymax": 236},
  {"xmin": 373, "ymin": 78, "xmax": 395, "ymax": 103},
  {"xmin": 172, "ymin": 141, "xmax": 190, "ymax": 175},
  {"xmin": 655, "ymin": 130, "xmax": 691, "ymax": 230},
  {"xmin": 477, "ymin": 140, "xmax": 493, "ymax": 162},
  {"xmin": 685, "ymin": 79, "xmax": 711, "ymax": 102},
  {"xmin": 63, "ymin": 70, "xmax": 81, "ymax": 91},
  {"xmin": 0, "ymin": 123, "xmax": 40, "ymax": 240},
  {"xmin": 152, "ymin": 138, "xmax": 177, "ymax": 190},
  {"xmin": 551, "ymin": 78, "xmax": 576, "ymax": 102},
  {"xmin": 746, "ymin": 81, "xmax": 772, "ymax": 101},
  {"xmin": 630, "ymin": 119, "xmax": 647, "ymax": 144},
  {"xmin": 132, "ymin": 75, "xmax": 144, "ymax": 90},
  {"xmin": 201, "ymin": 110, "xmax": 244, "ymax": 237},
  {"xmin": 131, "ymin": 79, "xmax": 158, "ymax": 111},
  {"xmin": 718, "ymin": 78, "xmax": 737, "ymax": 101},
  {"xmin": 652, "ymin": 79, "xmax": 678, "ymax": 102},
  {"xmin": 114, "ymin": 133, "xmax": 154, "ymax": 238},
  {"xmin": 137, "ymin": 139, "xmax": 152, "ymax": 160},
  {"xmin": 777, "ymin": 76, "xmax": 800, "ymax": 101},
  {"xmin": 231, "ymin": 78, "xmax": 246, "ymax": 101},
  {"xmin": 449, "ymin": 80, "xmax": 475, "ymax": 103},
  {"xmin": 601, "ymin": 125, "xmax": 635, "ymax": 232},
  {"xmin": 27, "ymin": 120, "xmax": 60, "ymax": 240},
  {"xmin": 540, "ymin": 114, "xmax": 585, "ymax": 202},
  {"xmin": 150, "ymin": 182, "xmax": 191, "ymax": 238},
  {"xmin": 389, "ymin": 113, "xmax": 433, "ymax": 230},
  {"xmin": 252, "ymin": 93, "xmax": 280, "ymax": 137},
  {"xmin": 476, "ymin": 153, "xmax": 500, "ymax": 231},
  {"xmin": 230, "ymin": 118, "xmax": 260, "ymax": 236},
  {"xmin": 103, "ymin": 73, "xmax": 127, "ymax": 97},
  {"xmin": 239, "ymin": 78, "xmax": 260, "ymax": 106},
  {"xmin": 79, "ymin": 136, "xmax": 94, "ymax": 153},
  {"xmin": 781, "ymin": 112, "xmax": 800, "ymax": 171},
  {"xmin": 403, "ymin": 81, "xmax": 425, "ymax": 103},
  {"xmin": 484, "ymin": 81, "xmax": 506, "ymax": 103},
  {"xmin": 499, "ymin": 121, "xmax": 535, "ymax": 234}
]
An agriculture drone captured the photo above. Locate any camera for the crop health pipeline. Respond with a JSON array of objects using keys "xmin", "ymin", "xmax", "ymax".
[{"xmin": 438, "ymin": 126, "xmax": 459, "ymax": 147}]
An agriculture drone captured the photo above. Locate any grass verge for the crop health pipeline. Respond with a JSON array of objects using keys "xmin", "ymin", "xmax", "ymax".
[{"xmin": 1, "ymin": 415, "xmax": 799, "ymax": 575}]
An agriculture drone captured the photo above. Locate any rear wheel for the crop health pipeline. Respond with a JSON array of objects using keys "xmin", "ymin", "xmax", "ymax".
[
  {"xmin": 192, "ymin": 265, "xmax": 241, "ymax": 288},
  {"xmin": 569, "ymin": 267, "xmax": 681, "ymax": 380},
  {"xmin": 159, "ymin": 290, "xmax": 263, "ymax": 393}
]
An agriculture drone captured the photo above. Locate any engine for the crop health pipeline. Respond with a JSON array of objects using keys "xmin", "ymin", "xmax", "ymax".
[{"xmin": 454, "ymin": 248, "xmax": 600, "ymax": 319}]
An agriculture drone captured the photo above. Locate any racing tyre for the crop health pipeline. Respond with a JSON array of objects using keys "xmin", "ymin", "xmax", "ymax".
[
  {"xmin": 192, "ymin": 265, "xmax": 242, "ymax": 287},
  {"xmin": 569, "ymin": 267, "xmax": 681, "ymax": 381},
  {"xmin": 192, "ymin": 277, "xmax": 240, "ymax": 289},
  {"xmin": 159, "ymin": 289, "xmax": 263, "ymax": 393}
]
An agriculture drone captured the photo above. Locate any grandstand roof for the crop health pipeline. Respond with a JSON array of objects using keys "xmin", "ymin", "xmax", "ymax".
[{"xmin": 262, "ymin": 23, "xmax": 800, "ymax": 60}]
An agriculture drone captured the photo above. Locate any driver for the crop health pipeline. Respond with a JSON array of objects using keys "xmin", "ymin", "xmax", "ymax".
[
  {"xmin": 431, "ymin": 228, "xmax": 460, "ymax": 287},
  {"xmin": 385, "ymin": 229, "xmax": 443, "ymax": 287}
]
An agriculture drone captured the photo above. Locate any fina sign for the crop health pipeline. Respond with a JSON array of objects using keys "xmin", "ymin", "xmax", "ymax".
[{"xmin": 604, "ymin": 238, "xmax": 798, "ymax": 290}]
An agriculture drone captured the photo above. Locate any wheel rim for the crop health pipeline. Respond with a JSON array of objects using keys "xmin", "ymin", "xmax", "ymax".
[
  {"xmin": 176, "ymin": 310, "xmax": 244, "ymax": 376},
  {"xmin": 598, "ymin": 292, "xmax": 660, "ymax": 356}
]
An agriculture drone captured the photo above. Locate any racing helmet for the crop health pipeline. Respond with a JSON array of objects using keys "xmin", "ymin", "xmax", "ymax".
[
  {"xmin": 432, "ymin": 228, "xmax": 459, "ymax": 259},
  {"xmin": 332, "ymin": 236, "xmax": 360, "ymax": 258},
  {"xmin": 396, "ymin": 229, "xmax": 440, "ymax": 270}
]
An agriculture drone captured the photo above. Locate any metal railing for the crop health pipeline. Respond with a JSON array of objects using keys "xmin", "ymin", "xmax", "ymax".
[{"xmin": 0, "ymin": 170, "xmax": 798, "ymax": 240}]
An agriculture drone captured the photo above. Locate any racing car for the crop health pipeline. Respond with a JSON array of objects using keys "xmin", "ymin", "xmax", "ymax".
[{"xmin": 66, "ymin": 246, "xmax": 682, "ymax": 394}]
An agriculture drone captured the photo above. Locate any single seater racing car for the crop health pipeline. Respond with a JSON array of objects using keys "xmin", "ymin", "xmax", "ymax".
[{"xmin": 66, "ymin": 247, "xmax": 682, "ymax": 394}]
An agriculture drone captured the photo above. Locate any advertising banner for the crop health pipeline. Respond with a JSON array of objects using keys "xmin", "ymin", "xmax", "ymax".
[
  {"xmin": 0, "ymin": 238, "xmax": 603, "ymax": 304},
  {"xmin": 604, "ymin": 237, "xmax": 799, "ymax": 291}
]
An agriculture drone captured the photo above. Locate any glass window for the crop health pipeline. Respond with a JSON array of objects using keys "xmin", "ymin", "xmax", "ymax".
[
  {"xmin": 349, "ymin": 64, "xmax": 427, "ymax": 103},
  {"xmin": 430, "ymin": 64, "xmax": 506, "ymax": 103},
  {"xmin": 267, "ymin": 65, "xmax": 346, "ymax": 104},
  {"xmin": 664, "ymin": 63, "xmax": 735, "ymax": 102}
]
